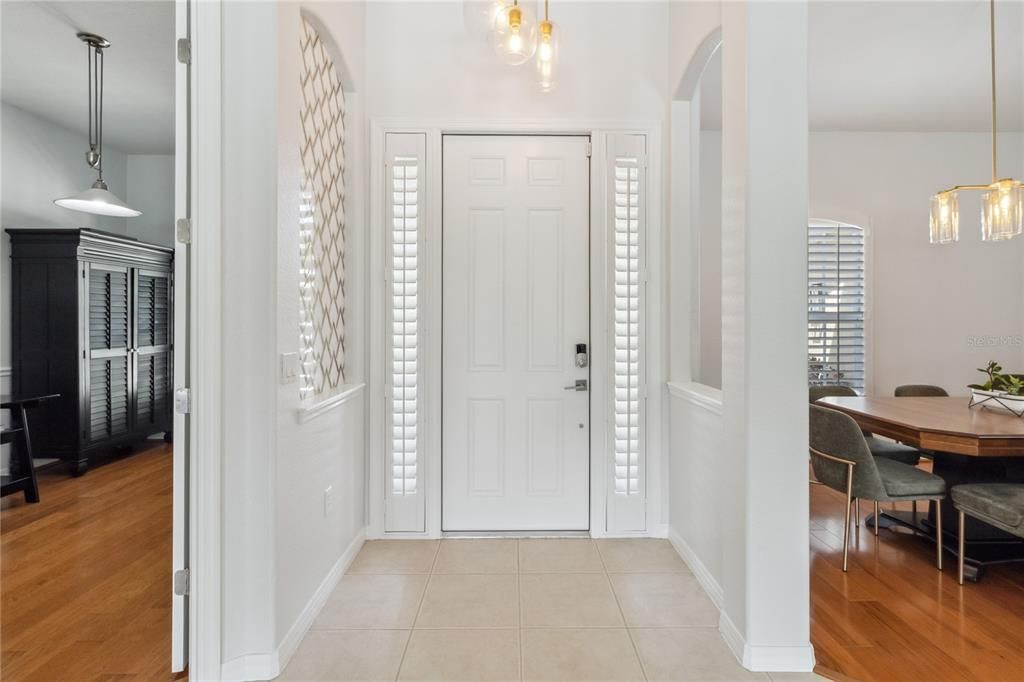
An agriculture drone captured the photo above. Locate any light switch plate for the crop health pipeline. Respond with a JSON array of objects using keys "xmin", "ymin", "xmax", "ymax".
[{"xmin": 280, "ymin": 352, "xmax": 299, "ymax": 384}]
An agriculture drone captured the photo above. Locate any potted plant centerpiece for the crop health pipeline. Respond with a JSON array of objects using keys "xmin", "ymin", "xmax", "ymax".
[{"xmin": 968, "ymin": 361, "xmax": 1024, "ymax": 416}]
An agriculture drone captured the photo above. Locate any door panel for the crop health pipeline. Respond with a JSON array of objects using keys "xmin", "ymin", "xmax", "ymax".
[
  {"xmin": 85, "ymin": 264, "xmax": 133, "ymax": 443},
  {"xmin": 172, "ymin": 0, "xmax": 191, "ymax": 670},
  {"xmin": 442, "ymin": 135, "xmax": 590, "ymax": 531},
  {"xmin": 134, "ymin": 269, "xmax": 173, "ymax": 433}
]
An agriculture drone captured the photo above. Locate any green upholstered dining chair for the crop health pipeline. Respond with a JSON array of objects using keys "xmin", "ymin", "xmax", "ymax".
[
  {"xmin": 809, "ymin": 385, "xmax": 921, "ymax": 465},
  {"xmin": 810, "ymin": 405, "xmax": 948, "ymax": 572},
  {"xmin": 895, "ymin": 384, "xmax": 949, "ymax": 397},
  {"xmin": 952, "ymin": 484, "xmax": 1024, "ymax": 584}
]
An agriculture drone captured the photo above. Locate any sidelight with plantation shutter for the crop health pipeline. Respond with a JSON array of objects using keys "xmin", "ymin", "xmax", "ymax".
[
  {"xmin": 385, "ymin": 132, "xmax": 427, "ymax": 533},
  {"xmin": 606, "ymin": 133, "xmax": 647, "ymax": 533},
  {"xmin": 807, "ymin": 221, "xmax": 866, "ymax": 392}
]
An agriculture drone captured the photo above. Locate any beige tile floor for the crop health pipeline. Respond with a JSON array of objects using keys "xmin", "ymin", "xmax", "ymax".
[{"xmin": 280, "ymin": 538, "xmax": 827, "ymax": 682}]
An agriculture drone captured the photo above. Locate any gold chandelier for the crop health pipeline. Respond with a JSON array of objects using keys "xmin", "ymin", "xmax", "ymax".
[{"xmin": 929, "ymin": 0, "xmax": 1022, "ymax": 244}]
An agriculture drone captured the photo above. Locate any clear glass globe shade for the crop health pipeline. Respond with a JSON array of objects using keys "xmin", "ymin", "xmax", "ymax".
[
  {"xmin": 536, "ymin": 21, "xmax": 558, "ymax": 92},
  {"xmin": 494, "ymin": 3, "xmax": 537, "ymax": 65}
]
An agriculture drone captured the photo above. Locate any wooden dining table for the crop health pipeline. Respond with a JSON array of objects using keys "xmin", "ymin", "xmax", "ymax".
[{"xmin": 817, "ymin": 395, "xmax": 1024, "ymax": 580}]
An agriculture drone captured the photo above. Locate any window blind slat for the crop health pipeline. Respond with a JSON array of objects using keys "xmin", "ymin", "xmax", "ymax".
[{"xmin": 808, "ymin": 222, "xmax": 865, "ymax": 392}]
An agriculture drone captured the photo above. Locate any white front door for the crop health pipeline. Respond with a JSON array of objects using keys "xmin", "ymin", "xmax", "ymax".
[{"xmin": 442, "ymin": 135, "xmax": 591, "ymax": 531}]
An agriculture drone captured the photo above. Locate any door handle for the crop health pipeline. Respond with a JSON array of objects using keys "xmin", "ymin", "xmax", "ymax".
[{"xmin": 564, "ymin": 379, "xmax": 588, "ymax": 392}]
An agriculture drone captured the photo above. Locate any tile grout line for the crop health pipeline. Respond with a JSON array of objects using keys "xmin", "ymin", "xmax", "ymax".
[
  {"xmin": 392, "ymin": 540, "xmax": 443, "ymax": 682},
  {"xmin": 517, "ymin": 538, "xmax": 524, "ymax": 682},
  {"xmin": 596, "ymin": 540, "xmax": 649, "ymax": 682}
]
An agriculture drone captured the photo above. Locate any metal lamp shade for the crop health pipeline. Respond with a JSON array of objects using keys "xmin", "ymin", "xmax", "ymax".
[{"xmin": 54, "ymin": 182, "xmax": 142, "ymax": 218}]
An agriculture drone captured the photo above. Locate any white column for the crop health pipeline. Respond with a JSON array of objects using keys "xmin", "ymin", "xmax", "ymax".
[{"xmin": 719, "ymin": 0, "xmax": 813, "ymax": 672}]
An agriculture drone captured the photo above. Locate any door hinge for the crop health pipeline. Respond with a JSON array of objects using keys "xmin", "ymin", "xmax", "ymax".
[
  {"xmin": 586, "ymin": 142, "xmax": 592, "ymax": 158},
  {"xmin": 174, "ymin": 387, "xmax": 192, "ymax": 415},
  {"xmin": 173, "ymin": 568, "xmax": 190, "ymax": 596},
  {"xmin": 176, "ymin": 218, "xmax": 192, "ymax": 245},
  {"xmin": 177, "ymin": 38, "xmax": 191, "ymax": 65}
]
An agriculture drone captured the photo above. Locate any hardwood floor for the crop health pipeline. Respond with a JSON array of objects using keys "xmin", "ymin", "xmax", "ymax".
[
  {"xmin": 1, "ymin": 443, "xmax": 182, "ymax": 681},
  {"xmin": 810, "ymin": 472, "xmax": 1024, "ymax": 682}
]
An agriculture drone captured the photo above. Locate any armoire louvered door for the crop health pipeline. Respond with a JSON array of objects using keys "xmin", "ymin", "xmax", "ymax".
[
  {"xmin": 134, "ymin": 270, "xmax": 173, "ymax": 433},
  {"xmin": 86, "ymin": 264, "xmax": 133, "ymax": 444},
  {"xmin": 8, "ymin": 229, "xmax": 173, "ymax": 475}
]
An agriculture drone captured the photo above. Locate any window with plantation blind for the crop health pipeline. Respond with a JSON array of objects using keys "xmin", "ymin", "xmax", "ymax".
[
  {"xmin": 607, "ymin": 133, "xmax": 647, "ymax": 533},
  {"xmin": 385, "ymin": 132, "xmax": 426, "ymax": 533},
  {"xmin": 807, "ymin": 221, "xmax": 866, "ymax": 392}
]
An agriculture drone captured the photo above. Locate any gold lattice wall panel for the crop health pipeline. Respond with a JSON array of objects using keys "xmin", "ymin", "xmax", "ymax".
[{"xmin": 299, "ymin": 16, "xmax": 347, "ymax": 398}]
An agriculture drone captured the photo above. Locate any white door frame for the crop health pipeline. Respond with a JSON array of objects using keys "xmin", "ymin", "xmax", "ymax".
[
  {"xmin": 179, "ymin": 0, "xmax": 223, "ymax": 678},
  {"xmin": 367, "ymin": 119, "xmax": 666, "ymax": 540}
]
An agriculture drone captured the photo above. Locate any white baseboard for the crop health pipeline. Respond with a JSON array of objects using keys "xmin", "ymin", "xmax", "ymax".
[
  {"xmin": 667, "ymin": 526, "xmax": 723, "ymax": 609},
  {"xmin": 719, "ymin": 610, "xmax": 746, "ymax": 665},
  {"xmin": 221, "ymin": 652, "xmax": 278, "ymax": 682},
  {"xmin": 719, "ymin": 610, "xmax": 815, "ymax": 673},
  {"xmin": 221, "ymin": 528, "xmax": 367, "ymax": 682}
]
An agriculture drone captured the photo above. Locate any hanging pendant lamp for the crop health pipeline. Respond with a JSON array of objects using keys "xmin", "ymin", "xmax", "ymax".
[
  {"xmin": 536, "ymin": 0, "xmax": 558, "ymax": 92},
  {"xmin": 494, "ymin": 0, "xmax": 537, "ymax": 66},
  {"xmin": 54, "ymin": 32, "xmax": 141, "ymax": 218},
  {"xmin": 929, "ymin": 0, "xmax": 1020, "ymax": 244}
]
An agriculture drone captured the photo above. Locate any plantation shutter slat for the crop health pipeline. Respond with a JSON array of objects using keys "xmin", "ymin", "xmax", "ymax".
[
  {"xmin": 807, "ymin": 222, "xmax": 866, "ymax": 392},
  {"xmin": 606, "ymin": 133, "xmax": 647, "ymax": 534},
  {"xmin": 385, "ymin": 132, "xmax": 427, "ymax": 533}
]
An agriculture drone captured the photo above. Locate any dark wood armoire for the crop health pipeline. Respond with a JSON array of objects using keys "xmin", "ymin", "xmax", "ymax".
[{"xmin": 7, "ymin": 228, "xmax": 174, "ymax": 475}]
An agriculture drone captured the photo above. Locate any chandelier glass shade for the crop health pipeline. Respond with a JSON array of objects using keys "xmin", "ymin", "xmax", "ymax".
[
  {"xmin": 928, "ymin": 0, "xmax": 1017, "ymax": 244},
  {"xmin": 929, "ymin": 190, "xmax": 959, "ymax": 245},
  {"xmin": 981, "ymin": 179, "xmax": 1023, "ymax": 241}
]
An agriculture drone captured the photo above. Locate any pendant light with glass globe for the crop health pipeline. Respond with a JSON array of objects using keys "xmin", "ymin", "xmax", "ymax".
[
  {"xmin": 494, "ymin": 0, "xmax": 537, "ymax": 66},
  {"xmin": 536, "ymin": 0, "xmax": 559, "ymax": 92}
]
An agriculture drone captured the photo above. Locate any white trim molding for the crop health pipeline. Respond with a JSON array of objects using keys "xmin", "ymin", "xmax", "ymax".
[
  {"xmin": 190, "ymin": 0, "xmax": 224, "ymax": 678},
  {"xmin": 221, "ymin": 529, "xmax": 366, "ymax": 681},
  {"xmin": 367, "ymin": 118, "xmax": 665, "ymax": 541},
  {"xmin": 297, "ymin": 382, "xmax": 366, "ymax": 423},
  {"xmin": 719, "ymin": 610, "xmax": 816, "ymax": 673},
  {"xmin": 666, "ymin": 380, "xmax": 722, "ymax": 415},
  {"xmin": 667, "ymin": 527, "xmax": 723, "ymax": 609}
]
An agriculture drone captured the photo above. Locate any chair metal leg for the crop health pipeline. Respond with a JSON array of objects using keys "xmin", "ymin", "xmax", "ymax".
[
  {"xmin": 842, "ymin": 463, "xmax": 854, "ymax": 572},
  {"xmin": 873, "ymin": 501, "xmax": 880, "ymax": 537},
  {"xmin": 854, "ymin": 497, "xmax": 860, "ymax": 528},
  {"xmin": 935, "ymin": 499, "xmax": 943, "ymax": 571},
  {"xmin": 912, "ymin": 500, "xmax": 917, "ymax": 516},
  {"xmin": 958, "ymin": 510, "xmax": 966, "ymax": 585}
]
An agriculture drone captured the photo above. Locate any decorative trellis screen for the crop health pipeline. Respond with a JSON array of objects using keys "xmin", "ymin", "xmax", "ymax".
[{"xmin": 298, "ymin": 16, "xmax": 347, "ymax": 399}]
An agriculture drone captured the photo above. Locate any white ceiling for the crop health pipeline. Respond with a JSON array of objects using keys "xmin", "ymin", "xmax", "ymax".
[
  {"xmin": 1, "ymin": 1, "xmax": 175, "ymax": 154},
  {"xmin": 701, "ymin": 0, "xmax": 1024, "ymax": 133}
]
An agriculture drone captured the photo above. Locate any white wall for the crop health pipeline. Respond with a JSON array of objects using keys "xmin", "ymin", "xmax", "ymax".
[
  {"xmin": 365, "ymin": 1, "xmax": 670, "ymax": 122},
  {"xmin": 273, "ymin": 0, "xmax": 368, "ymax": 653},
  {"xmin": 126, "ymin": 154, "xmax": 176, "ymax": 247},
  {"xmin": 697, "ymin": 128, "xmax": 722, "ymax": 388},
  {"xmin": 218, "ymin": 2, "xmax": 368, "ymax": 677},
  {"xmin": 809, "ymin": 131, "xmax": 1024, "ymax": 394},
  {"xmin": 689, "ymin": 130, "xmax": 1024, "ymax": 398},
  {"xmin": 666, "ymin": 0, "xmax": 814, "ymax": 672}
]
